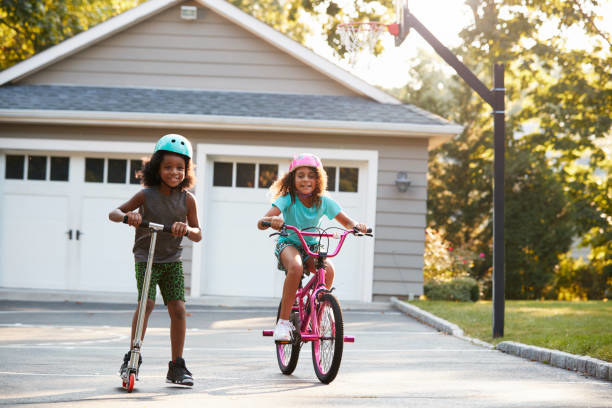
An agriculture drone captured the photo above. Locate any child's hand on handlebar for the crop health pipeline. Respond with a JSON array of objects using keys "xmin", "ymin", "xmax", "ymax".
[
  {"xmin": 259, "ymin": 216, "xmax": 284, "ymax": 230},
  {"xmin": 171, "ymin": 221, "xmax": 189, "ymax": 237},
  {"xmin": 354, "ymin": 223, "xmax": 368, "ymax": 233},
  {"xmin": 125, "ymin": 212, "xmax": 142, "ymax": 227},
  {"xmin": 269, "ymin": 216, "xmax": 284, "ymax": 231}
]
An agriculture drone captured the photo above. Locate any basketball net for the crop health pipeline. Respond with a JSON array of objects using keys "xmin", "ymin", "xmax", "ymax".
[{"xmin": 337, "ymin": 22, "xmax": 398, "ymax": 66}]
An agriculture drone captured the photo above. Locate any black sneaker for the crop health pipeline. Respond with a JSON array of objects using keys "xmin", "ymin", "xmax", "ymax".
[
  {"xmin": 166, "ymin": 357, "xmax": 194, "ymax": 386},
  {"xmin": 119, "ymin": 351, "xmax": 142, "ymax": 379}
]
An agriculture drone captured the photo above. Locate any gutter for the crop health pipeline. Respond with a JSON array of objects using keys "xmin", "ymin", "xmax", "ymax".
[{"xmin": 0, "ymin": 109, "xmax": 463, "ymax": 139}]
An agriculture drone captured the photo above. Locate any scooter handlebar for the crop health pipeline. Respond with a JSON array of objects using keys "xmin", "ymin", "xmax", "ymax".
[{"xmin": 123, "ymin": 215, "xmax": 186, "ymax": 235}]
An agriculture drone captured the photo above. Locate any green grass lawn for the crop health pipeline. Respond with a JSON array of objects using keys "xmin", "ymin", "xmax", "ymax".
[{"xmin": 406, "ymin": 299, "xmax": 612, "ymax": 362}]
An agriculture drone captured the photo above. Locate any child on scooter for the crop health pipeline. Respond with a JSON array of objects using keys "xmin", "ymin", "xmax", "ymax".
[
  {"xmin": 257, "ymin": 153, "xmax": 367, "ymax": 341},
  {"xmin": 109, "ymin": 134, "xmax": 201, "ymax": 386}
]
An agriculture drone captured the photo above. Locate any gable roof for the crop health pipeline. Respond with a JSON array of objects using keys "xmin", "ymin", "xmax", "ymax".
[{"xmin": 0, "ymin": 0, "xmax": 399, "ymax": 104}]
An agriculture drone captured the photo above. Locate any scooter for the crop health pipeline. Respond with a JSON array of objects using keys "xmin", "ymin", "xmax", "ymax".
[{"xmin": 120, "ymin": 216, "xmax": 178, "ymax": 392}]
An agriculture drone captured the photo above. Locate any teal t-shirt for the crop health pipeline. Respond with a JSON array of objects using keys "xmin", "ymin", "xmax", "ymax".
[{"xmin": 273, "ymin": 194, "xmax": 342, "ymax": 246}]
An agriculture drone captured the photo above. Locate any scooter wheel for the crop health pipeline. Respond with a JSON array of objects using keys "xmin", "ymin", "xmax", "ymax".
[{"xmin": 127, "ymin": 372, "xmax": 135, "ymax": 392}]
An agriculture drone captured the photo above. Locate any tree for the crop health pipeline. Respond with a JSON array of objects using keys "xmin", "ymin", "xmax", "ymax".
[{"xmin": 400, "ymin": 0, "xmax": 610, "ymax": 298}]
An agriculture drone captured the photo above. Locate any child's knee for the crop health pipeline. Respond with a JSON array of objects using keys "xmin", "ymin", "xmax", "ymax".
[
  {"xmin": 168, "ymin": 301, "xmax": 186, "ymax": 319},
  {"xmin": 286, "ymin": 263, "xmax": 303, "ymax": 279},
  {"xmin": 325, "ymin": 262, "xmax": 335, "ymax": 278}
]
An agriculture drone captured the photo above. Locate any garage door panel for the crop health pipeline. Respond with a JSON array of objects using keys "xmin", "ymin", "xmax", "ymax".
[
  {"xmin": 79, "ymin": 196, "xmax": 135, "ymax": 292},
  {"xmin": 205, "ymin": 201, "xmax": 277, "ymax": 296},
  {"xmin": 1, "ymin": 194, "xmax": 70, "ymax": 289},
  {"xmin": 203, "ymin": 157, "xmax": 369, "ymax": 301}
]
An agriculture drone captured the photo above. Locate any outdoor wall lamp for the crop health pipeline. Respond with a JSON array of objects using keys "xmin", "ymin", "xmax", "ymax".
[{"xmin": 395, "ymin": 171, "xmax": 411, "ymax": 192}]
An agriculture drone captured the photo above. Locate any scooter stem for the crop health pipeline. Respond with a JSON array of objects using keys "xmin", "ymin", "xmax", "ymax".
[{"xmin": 129, "ymin": 227, "xmax": 159, "ymax": 370}]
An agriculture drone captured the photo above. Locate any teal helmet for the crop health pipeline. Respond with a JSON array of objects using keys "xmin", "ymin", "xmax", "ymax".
[{"xmin": 154, "ymin": 134, "xmax": 192, "ymax": 159}]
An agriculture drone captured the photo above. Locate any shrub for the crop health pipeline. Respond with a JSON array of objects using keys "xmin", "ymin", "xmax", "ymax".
[
  {"xmin": 547, "ymin": 255, "xmax": 611, "ymax": 300},
  {"xmin": 424, "ymin": 277, "xmax": 480, "ymax": 302},
  {"xmin": 424, "ymin": 228, "xmax": 482, "ymax": 282}
]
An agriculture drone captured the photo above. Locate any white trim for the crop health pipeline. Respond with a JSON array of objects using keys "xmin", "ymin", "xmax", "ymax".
[
  {"xmin": 195, "ymin": 143, "xmax": 377, "ymax": 302},
  {"xmin": 190, "ymin": 153, "xmax": 205, "ymax": 297},
  {"xmin": 0, "ymin": 0, "xmax": 181, "ymax": 86},
  {"xmin": 0, "ymin": 0, "xmax": 399, "ymax": 105},
  {"xmin": 0, "ymin": 138, "xmax": 153, "ymax": 153},
  {"xmin": 195, "ymin": 0, "xmax": 399, "ymax": 104},
  {"xmin": 0, "ymin": 110, "xmax": 462, "ymax": 142}
]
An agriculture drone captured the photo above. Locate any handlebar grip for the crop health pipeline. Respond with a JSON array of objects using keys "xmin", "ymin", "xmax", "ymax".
[
  {"xmin": 123, "ymin": 215, "xmax": 151, "ymax": 228},
  {"xmin": 366, "ymin": 228, "xmax": 373, "ymax": 233},
  {"xmin": 261, "ymin": 220, "xmax": 271, "ymax": 227},
  {"xmin": 123, "ymin": 215, "xmax": 187, "ymax": 236}
]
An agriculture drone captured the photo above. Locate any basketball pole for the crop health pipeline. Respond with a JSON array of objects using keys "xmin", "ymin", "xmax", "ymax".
[{"xmin": 401, "ymin": 10, "xmax": 506, "ymax": 338}]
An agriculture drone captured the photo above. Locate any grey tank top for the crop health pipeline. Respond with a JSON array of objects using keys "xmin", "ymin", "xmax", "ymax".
[{"xmin": 133, "ymin": 187, "xmax": 187, "ymax": 263}]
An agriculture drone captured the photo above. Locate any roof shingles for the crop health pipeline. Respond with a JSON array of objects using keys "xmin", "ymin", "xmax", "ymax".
[{"xmin": 0, "ymin": 85, "xmax": 450, "ymax": 126}]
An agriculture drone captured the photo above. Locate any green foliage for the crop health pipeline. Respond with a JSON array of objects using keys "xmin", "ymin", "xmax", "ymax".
[
  {"xmin": 424, "ymin": 277, "xmax": 480, "ymax": 302},
  {"xmin": 549, "ymin": 254, "xmax": 611, "ymax": 300},
  {"xmin": 504, "ymin": 145, "xmax": 575, "ymax": 299},
  {"xmin": 0, "ymin": 0, "xmax": 147, "ymax": 70}
]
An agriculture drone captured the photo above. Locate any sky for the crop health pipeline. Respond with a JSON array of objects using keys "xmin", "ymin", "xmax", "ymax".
[{"xmin": 305, "ymin": 0, "xmax": 612, "ymax": 90}]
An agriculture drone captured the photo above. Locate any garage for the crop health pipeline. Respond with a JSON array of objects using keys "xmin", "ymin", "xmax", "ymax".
[{"xmin": 0, "ymin": 139, "xmax": 150, "ymax": 293}]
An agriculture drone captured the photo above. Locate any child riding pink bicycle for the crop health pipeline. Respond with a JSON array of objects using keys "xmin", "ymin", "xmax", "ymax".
[{"xmin": 258, "ymin": 153, "xmax": 371, "ymax": 383}]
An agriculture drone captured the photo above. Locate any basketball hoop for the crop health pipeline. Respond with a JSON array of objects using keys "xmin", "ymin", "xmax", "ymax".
[{"xmin": 337, "ymin": 22, "xmax": 399, "ymax": 65}]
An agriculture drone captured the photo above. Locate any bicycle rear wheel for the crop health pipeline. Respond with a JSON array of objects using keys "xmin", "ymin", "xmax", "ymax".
[
  {"xmin": 311, "ymin": 292, "xmax": 343, "ymax": 384},
  {"xmin": 275, "ymin": 301, "xmax": 301, "ymax": 375}
]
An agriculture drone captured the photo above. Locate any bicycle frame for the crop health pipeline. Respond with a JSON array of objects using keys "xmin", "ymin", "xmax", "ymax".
[{"xmin": 263, "ymin": 224, "xmax": 357, "ymax": 343}]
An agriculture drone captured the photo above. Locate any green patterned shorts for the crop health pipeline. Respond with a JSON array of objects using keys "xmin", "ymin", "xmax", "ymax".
[{"xmin": 135, "ymin": 262, "xmax": 185, "ymax": 305}]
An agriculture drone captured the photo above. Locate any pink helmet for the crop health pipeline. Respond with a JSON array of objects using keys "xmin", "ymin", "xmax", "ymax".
[{"xmin": 289, "ymin": 153, "xmax": 323, "ymax": 172}]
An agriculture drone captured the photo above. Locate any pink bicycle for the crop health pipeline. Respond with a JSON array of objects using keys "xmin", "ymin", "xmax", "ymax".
[{"xmin": 262, "ymin": 222, "xmax": 373, "ymax": 384}]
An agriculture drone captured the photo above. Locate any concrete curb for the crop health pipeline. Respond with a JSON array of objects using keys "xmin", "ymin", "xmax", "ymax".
[
  {"xmin": 389, "ymin": 297, "xmax": 494, "ymax": 349},
  {"xmin": 390, "ymin": 297, "xmax": 611, "ymax": 382},
  {"xmin": 497, "ymin": 341, "xmax": 612, "ymax": 381}
]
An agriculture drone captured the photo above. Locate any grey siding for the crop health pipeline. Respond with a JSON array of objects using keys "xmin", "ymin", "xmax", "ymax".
[
  {"xmin": 1, "ymin": 125, "xmax": 428, "ymax": 300},
  {"xmin": 22, "ymin": 2, "xmax": 356, "ymax": 96}
]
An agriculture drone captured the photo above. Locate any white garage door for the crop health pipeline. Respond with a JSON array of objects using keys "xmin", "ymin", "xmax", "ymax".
[
  {"xmin": 0, "ymin": 150, "xmax": 143, "ymax": 292},
  {"xmin": 202, "ymin": 154, "xmax": 370, "ymax": 301}
]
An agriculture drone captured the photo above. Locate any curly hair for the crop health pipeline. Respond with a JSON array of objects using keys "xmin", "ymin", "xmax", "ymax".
[
  {"xmin": 140, "ymin": 150, "xmax": 196, "ymax": 190},
  {"xmin": 269, "ymin": 166, "xmax": 328, "ymax": 206}
]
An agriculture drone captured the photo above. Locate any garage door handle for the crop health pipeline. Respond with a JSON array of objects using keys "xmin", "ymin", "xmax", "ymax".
[
  {"xmin": 76, "ymin": 230, "xmax": 84, "ymax": 240},
  {"xmin": 66, "ymin": 229, "xmax": 73, "ymax": 240}
]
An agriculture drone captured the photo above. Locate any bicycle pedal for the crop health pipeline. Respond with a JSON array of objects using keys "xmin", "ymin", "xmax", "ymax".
[{"xmin": 275, "ymin": 339, "xmax": 291, "ymax": 344}]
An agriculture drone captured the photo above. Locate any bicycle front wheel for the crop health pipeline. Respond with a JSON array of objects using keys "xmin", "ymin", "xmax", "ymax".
[
  {"xmin": 311, "ymin": 292, "xmax": 343, "ymax": 384},
  {"xmin": 275, "ymin": 301, "xmax": 301, "ymax": 375}
]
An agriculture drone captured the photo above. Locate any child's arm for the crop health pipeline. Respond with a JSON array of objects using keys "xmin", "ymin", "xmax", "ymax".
[
  {"xmin": 257, "ymin": 206, "xmax": 283, "ymax": 230},
  {"xmin": 176, "ymin": 192, "xmax": 202, "ymax": 242},
  {"xmin": 334, "ymin": 211, "xmax": 367, "ymax": 233},
  {"xmin": 108, "ymin": 190, "xmax": 145, "ymax": 227}
]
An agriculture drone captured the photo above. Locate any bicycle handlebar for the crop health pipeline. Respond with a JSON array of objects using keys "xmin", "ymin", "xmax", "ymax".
[
  {"xmin": 123, "ymin": 215, "xmax": 188, "ymax": 236},
  {"xmin": 261, "ymin": 221, "xmax": 373, "ymax": 258},
  {"xmin": 261, "ymin": 220, "xmax": 372, "ymax": 235}
]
